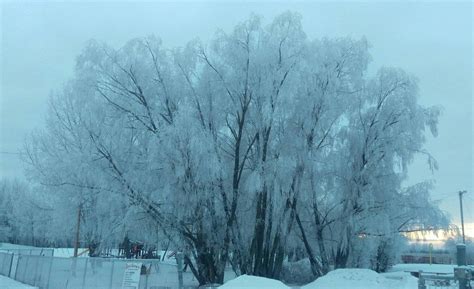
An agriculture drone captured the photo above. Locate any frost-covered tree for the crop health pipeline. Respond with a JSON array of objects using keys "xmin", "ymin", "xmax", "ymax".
[
  {"xmin": 24, "ymin": 12, "xmax": 447, "ymax": 285},
  {"xmin": 0, "ymin": 179, "xmax": 52, "ymax": 246},
  {"xmin": 290, "ymin": 67, "xmax": 446, "ymax": 275},
  {"xmin": 0, "ymin": 180, "xmax": 14, "ymax": 242},
  {"xmin": 331, "ymin": 68, "xmax": 444, "ymax": 269}
]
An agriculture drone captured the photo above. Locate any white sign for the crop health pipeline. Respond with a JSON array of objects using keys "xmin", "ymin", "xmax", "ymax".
[{"xmin": 122, "ymin": 262, "xmax": 142, "ymax": 289}]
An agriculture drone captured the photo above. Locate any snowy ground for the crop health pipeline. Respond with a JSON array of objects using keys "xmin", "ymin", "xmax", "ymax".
[
  {"xmin": 0, "ymin": 275, "xmax": 38, "ymax": 289},
  {"xmin": 220, "ymin": 275, "xmax": 290, "ymax": 289},
  {"xmin": 218, "ymin": 269, "xmax": 419, "ymax": 289},
  {"xmin": 302, "ymin": 269, "xmax": 418, "ymax": 289}
]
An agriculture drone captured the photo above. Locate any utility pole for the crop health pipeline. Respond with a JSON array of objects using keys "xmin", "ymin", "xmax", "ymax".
[{"xmin": 458, "ymin": 190, "xmax": 467, "ymax": 244}]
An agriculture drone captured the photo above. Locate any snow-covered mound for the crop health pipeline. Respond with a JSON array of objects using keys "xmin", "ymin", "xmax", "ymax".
[
  {"xmin": 219, "ymin": 274, "xmax": 289, "ymax": 289},
  {"xmin": 381, "ymin": 271, "xmax": 419, "ymax": 289},
  {"xmin": 302, "ymin": 268, "xmax": 417, "ymax": 289}
]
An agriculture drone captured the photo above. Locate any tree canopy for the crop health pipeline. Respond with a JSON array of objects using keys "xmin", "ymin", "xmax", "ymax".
[{"xmin": 21, "ymin": 12, "xmax": 447, "ymax": 285}]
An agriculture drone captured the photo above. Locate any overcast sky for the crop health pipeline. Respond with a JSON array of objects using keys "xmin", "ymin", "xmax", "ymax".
[{"xmin": 0, "ymin": 1, "xmax": 472, "ymax": 232}]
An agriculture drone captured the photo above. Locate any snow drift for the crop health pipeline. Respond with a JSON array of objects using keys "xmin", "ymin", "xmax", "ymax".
[
  {"xmin": 219, "ymin": 274, "xmax": 289, "ymax": 289},
  {"xmin": 302, "ymin": 269, "xmax": 417, "ymax": 289}
]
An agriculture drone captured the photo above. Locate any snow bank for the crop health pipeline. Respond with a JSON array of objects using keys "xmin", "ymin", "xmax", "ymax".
[
  {"xmin": 302, "ymin": 269, "xmax": 417, "ymax": 289},
  {"xmin": 381, "ymin": 271, "xmax": 418, "ymax": 289},
  {"xmin": 302, "ymin": 269, "xmax": 385, "ymax": 289},
  {"xmin": 219, "ymin": 274, "xmax": 289, "ymax": 289}
]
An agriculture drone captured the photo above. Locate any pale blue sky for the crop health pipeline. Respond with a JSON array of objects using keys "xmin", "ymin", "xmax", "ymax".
[{"xmin": 1, "ymin": 1, "xmax": 472, "ymax": 230}]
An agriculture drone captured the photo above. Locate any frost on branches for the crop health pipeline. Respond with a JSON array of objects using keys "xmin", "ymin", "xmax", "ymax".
[{"xmin": 23, "ymin": 12, "xmax": 447, "ymax": 285}]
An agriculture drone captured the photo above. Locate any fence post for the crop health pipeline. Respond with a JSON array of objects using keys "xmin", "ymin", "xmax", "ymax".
[
  {"xmin": 46, "ymin": 256, "xmax": 54, "ymax": 289},
  {"xmin": 13, "ymin": 254, "xmax": 19, "ymax": 280},
  {"xmin": 16, "ymin": 254, "xmax": 25, "ymax": 281},
  {"xmin": 418, "ymin": 271, "xmax": 426, "ymax": 289},
  {"xmin": 457, "ymin": 244, "xmax": 466, "ymax": 266},
  {"xmin": 176, "ymin": 253, "xmax": 184, "ymax": 289},
  {"xmin": 81, "ymin": 259, "xmax": 89, "ymax": 289},
  {"xmin": 456, "ymin": 244, "xmax": 468, "ymax": 289},
  {"xmin": 32, "ymin": 256, "xmax": 40, "ymax": 287},
  {"xmin": 8, "ymin": 253, "xmax": 13, "ymax": 278},
  {"xmin": 108, "ymin": 259, "xmax": 115, "ymax": 289},
  {"xmin": 144, "ymin": 262, "xmax": 149, "ymax": 289},
  {"xmin": 33, "ymin": 256, "xmax": 41, "ymax": 287}
]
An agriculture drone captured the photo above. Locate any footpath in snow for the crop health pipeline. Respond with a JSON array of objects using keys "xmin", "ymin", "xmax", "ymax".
[{"xmin": 0, "ymin": 275, "xmax": 38, "ymax": 289}]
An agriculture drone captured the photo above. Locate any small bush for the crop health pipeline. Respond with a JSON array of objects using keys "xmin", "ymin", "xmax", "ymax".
[{"xmin": 281, "ymin": 258, "xmax": 316, "ymax": 285}]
